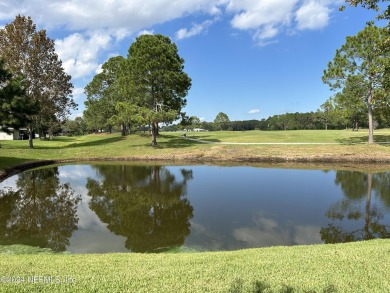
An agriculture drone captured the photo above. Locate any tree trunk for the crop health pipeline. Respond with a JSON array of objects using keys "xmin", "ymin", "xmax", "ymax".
[
  {"xmin": 120, "ymin": 123, "xmax": 126, "ymax": 136},
  {"xmin": 367, "ymin": 90, "xmax": 374, "ymax": 144},
  {"xmin": 28, "ymin": 124, "xmax": 34, "ymax": 149},
  {"xmin": 151, "ymin": 122, "xmax": 158, "ymax": 146},
  {"xmin": 354, "ymin": 120, "xmax": 359, "ymax": 131},
  {"xmin": 156, "ymin": 123, "xmax": 160, "ymax": 136}
]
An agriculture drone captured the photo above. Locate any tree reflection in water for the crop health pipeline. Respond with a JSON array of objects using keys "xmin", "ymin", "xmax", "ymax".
[
  {"xmin": 86, "ymin": 165, "xmax": 194, "ymax": 252},
  {"xmin": 0, "ymin": 168, "xmax": 81, "ymax": 251},
  {"xmin": 321, "ymin": 171, "xmax": 390, "ymax": 243}
]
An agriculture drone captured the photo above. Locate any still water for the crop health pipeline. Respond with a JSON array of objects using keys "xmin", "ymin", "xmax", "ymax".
[{"xmin": 0, "ymin": 164, "xmax": 389, "ymax": 253}]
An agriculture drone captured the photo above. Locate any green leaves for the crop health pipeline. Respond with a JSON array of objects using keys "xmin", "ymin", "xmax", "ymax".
[
  {"xmin": 85, "ymin": 34, "xmax": 191, "ymax": 145},
  {"xmin": 0, "ymin": 58, "xmax": 39, "ymax": 133},
  {"xmin": 0, "ymin": 15, "xmax": 76, "ymax": 146},
  {"xmin": 322, "ymin": 25, "xmax": 389, "ymax": 143}
]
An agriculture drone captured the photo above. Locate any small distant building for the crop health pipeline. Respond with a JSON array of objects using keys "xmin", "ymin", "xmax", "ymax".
[
  {"xmin": 193, "ymin": 128, "xmax": 207, "ymax": 132},
  {"xmin": 0, "ymin": 128, "xmax": 28, "ymax": 140}
]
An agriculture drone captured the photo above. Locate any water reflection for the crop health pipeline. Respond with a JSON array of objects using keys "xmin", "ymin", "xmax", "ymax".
[
  {"xmin": 86, "ymin": 165, "xmax": 194, "ymax": 252},
  {"xmin": 0, "ymin": 165, "xmax": 389, "ymax": 253},
  {"xmin": 0, "ymin": 168, "xmax": 80, "ymax": 252},
  {"xmin": 321, "ymin": 171, "xmax": 390, "ymax": 243}
]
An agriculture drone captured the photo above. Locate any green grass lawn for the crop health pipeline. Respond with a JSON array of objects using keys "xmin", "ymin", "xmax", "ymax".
[
  {"xmin": 182, "ymin": 129, "xmax": 390, "ymax": 143},
  {"xmin": 1, "ymin": 130, "xmax": 390, "ymax": 173},
  {"xmin": 0, "ymin": 240, "xmax": 389, "ymax": 292}
]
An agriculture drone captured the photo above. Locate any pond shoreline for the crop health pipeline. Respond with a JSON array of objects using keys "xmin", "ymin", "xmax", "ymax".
[{"xmin": 2, "ymin": 153, "xmax": 390, "ymax": 182}]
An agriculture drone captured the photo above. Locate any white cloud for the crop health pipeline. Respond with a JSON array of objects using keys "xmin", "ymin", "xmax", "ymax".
[
  {"xmin": 253, "ymin": 24, "xmax": 279, "ymax": 42},
  {"xmin": 137, "ymin": 29, "xmax": 154, "ymax": 37},
  {"xmin": 0, "ymin": 0, "xmax": 227, "ymax": 79},
  {"xmin": 0, "ymin": 0, "xmax": 341, "ymax": 79},
  {"xmin": 68, "ymin": 111, "xmax": 84, "ymax": 120},
  {"xmin": 227, "ymin": 0, "xmax": 298, "ymax": 30},
  {"xmin": 0, "ymin": 0, "xmax": 224, "ymax": 33},
  {"xmin": 248, "ymin": 109, "xmax": 260, "ymax": 114},
  {"xmin": 233, "ymin": 212, "xmax": 322, "ymax": 247},
  {"xmin": 226, "ymin": 0, "xmax": 338, "ymax": 45},
  {"xmin": 55, "ymin": 31, "xmax": 112, "ymax": 79},
  {"xmin": 176, "ymin": 19, "xmax": 215, "ymax": 40},
  {"xmin": 226, "ymin": 0, "xmax": 297, "ymax": 46},
  {"xmin": 295, "ymin": 0, "xmax": 331, "ymax": 30},
  {"xmin": 72, "ymin": 87, "xmax": 85, "ymax": 102}
]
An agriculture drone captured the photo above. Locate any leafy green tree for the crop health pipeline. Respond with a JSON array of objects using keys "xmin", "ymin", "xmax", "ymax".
[
  {"xmin": 342, "ymin": 0, "xmax": 390, "ymax": 102},
  {"xmin": 318, "ymin": 98, "xmax": 336, "ymax": 130},
  {"xmin": 63, "ymin": 117, "xmax": 87, "ymax": 136},
  {"xmin": 122, "ymin": 34, "xmax": 192, "ymax": 145},
  {"xmin": 214, "ymin": 112, "xmax": 230, "ymax": 130},
  {"xmin": 190, "ymin": 116, "xmax": 201, "ymax": 126},
  {"xmin": 108, "ymin": 102, "xmax": 146, "ymax": 135},
  {"xmin": 333, "ymin": 75, "xmax": 368, "ymax": 130},
  {"xmin": 342, "ymin": 1, "xmax": 390, "ymax": 22},
  {"xmin": 323, "ymin": 25, "xmax": 389, "ymax": 144},
  {"xmin": 0, "ymin": 15, "xmax": 76, "ymax": 148},
  {"xmin": 84, "ymin": 56, "xmax": 125, "ymax": 134},
  {"xmin": 0, "ymin": 58, "xmax": 39, "ymax": 134}
]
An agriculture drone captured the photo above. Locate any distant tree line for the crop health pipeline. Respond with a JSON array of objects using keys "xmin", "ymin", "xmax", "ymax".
[{"xmin": 160, "ymin": 105, "xmax": 390, "ymax": 133}]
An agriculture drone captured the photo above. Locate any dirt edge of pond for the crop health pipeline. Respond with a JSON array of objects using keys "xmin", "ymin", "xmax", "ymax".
[{"xmin": 2, "ymin": 154, "xmax": 390, "ymax": 182}]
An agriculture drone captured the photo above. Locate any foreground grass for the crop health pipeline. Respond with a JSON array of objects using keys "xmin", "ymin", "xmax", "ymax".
[
  {"xmin": 0, "ymin": 239, "xmax": 389, "ymax": 292},
  {"xmin": 1, "ymin": 130, "xmax": 390, "ymax": 175}
]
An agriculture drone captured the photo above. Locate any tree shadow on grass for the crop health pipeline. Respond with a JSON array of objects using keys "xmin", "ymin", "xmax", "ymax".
[
  {"xmin": 337, "ymin": 135, "xmax": 390, "ymax": 145},
  {"xmin": 188, "ymin": 134, "xmax": 221, "ymax": 143},
  {"xmin": 49, "ymin": 137, "xmax": 77, "ymax": 143},
  {"xmin": 228, "ymin": 278, "xmax": 337, "ymax": 293},
  {"xmin": 63, "ymin": 135, "xmax": 127, "ymax": 149},
  {"xmin": 151, "ymin": 135, "xmax": 208, "ymax": 149},
  {"xmin": 0, "ymin": 136, "xmax": 124, "ymax": 150}
]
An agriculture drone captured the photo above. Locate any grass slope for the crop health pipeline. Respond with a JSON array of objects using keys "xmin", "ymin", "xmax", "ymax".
[
  {"xmin": 1, "ymin": 130, "xmax": 390, "ymax": 175},
  {"xmin": 184, "ymin": 129, "xmax": 390, "ymax": 143},
  {"xmin": 0, "ymin": 240, "xmax": 389, "ymax": 292}
]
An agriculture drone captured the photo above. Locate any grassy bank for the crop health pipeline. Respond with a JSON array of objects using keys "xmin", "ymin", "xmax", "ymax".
[
  {"xmin": 186, "ymin": 129, "xmax": 390, "ymax": 144},
  {"xmin": 0, "ymin": 240, "xmax": 389, "ymax": 292},
  {"xmin": 1, "ymin": 130, "xmax": 390, "ymax": 176}
]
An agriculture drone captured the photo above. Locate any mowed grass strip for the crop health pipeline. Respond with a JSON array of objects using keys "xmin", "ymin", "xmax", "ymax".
[
  {"xmin": 183, "ymin": 129, "xmax": 390, "ymax": 144},
  {"xmin": 0, "ymin": 239, "xmax": 389, "ymax": 292},
  {"xmin": 1, "ymin": 130, "xmax": 390, "ymax": 172}
]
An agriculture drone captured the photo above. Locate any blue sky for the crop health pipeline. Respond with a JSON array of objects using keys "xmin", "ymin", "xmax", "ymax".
[{"xmin": 0, "ymin": 0, "xmax": 382, "ymax": 122}]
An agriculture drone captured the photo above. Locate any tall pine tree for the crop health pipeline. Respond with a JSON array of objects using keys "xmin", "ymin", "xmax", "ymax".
[{"xmin": 0, "ymin": 58, "xmax": 39, "ymax": 136}]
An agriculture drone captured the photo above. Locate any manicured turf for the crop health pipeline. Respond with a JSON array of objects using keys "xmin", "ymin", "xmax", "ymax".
[
  {"xmin": 0, "ymin": 240, "xmax": 389, "ymax": 292},
  {"xmin": 0, "ymin": 130, "xmax": 390, "ymax": 174},
  {"xmin": 184, "ymin": 129, "xmax": 390, "ymax": 143}
]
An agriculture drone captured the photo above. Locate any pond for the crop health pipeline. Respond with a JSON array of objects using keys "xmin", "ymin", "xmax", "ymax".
[{"xmin": 0, "ymin": 163, "xmax": 389, "ymax": 253}]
